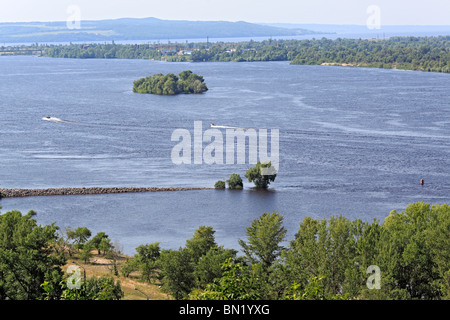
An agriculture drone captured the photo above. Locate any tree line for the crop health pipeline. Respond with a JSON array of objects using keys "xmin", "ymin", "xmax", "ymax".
[
  {"xmin": 0, "ymin": 201, "xmax": 449, "ymax": 300},
  {"xmin": 39, "ymin": 36, "xmax": 450, "ymax": 73}
]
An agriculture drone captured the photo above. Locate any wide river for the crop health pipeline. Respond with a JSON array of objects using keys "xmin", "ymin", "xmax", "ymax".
[{"xmin": 1, "ymin": 56, "xmax": 449, "ymax": 254}]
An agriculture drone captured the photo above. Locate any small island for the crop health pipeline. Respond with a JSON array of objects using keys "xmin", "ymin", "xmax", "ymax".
[{"xmin": 132, "ymin": 70, "xmax": 208, "ymax": 95}]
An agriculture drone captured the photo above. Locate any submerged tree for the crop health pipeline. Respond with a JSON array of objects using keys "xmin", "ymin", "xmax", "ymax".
[
  {"xmin": 245, "ymin": 161, "xmax": 277, "ymax": 188},
  {"xmin": 214, "ymin": 180, "xmax": 226, "ymax": 189},
  {"xmin": 227, "ymin": 173, "xmax": 243, "ymax": 189}
]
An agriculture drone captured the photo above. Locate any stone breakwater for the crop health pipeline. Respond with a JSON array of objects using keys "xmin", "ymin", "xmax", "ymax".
[{"xmin": 0, "ymin": 187, "xmax": 209, "ymax": 198}]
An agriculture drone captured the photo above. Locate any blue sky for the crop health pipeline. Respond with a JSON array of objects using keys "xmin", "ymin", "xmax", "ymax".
[{"xmin": 0, "ymin": 0, "xmax": 449, "ymax": 25}]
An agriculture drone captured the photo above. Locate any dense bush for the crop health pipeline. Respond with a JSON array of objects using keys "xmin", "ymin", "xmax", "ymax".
[
  {"xmin": 214, "ymin": 180, "xmax": 226, "ymax": 189},
  {"xmin": 227, "ymin": 173, "xmax": 243, "ymax": 189},
  {"xmin": 133, "ymin": 70, "xmax": 208, "ymax": 95}
]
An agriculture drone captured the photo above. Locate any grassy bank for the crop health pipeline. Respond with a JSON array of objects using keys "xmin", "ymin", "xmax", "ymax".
[{"xmin": 66, "ymin": 251, "xmax": 171, "ymax": 300}]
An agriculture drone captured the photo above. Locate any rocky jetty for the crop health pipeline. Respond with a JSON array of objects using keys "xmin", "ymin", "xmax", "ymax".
[{"xmin": 0, "ymin": 187, "xmax": 209, "ymax": 198}]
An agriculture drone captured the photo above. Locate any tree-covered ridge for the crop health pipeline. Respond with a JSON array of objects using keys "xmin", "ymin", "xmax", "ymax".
[
  {"xmin": 38, "ymin": 36, "xmax": 450, "ymax": 73},
  {"xmin": 290, "ymin": 36, "xmax": 450, "ymax": 73},
  {"xmin": 132, "ymin": 70, "xmax": 208, "ymax": 95}
]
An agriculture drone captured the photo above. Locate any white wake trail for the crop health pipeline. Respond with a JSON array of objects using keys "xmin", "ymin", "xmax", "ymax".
[
  {"xmin": 42, "ymin": 117, "xmax": 77, "ymax": 124},
  {"xmin": 210, "ymin": 124, "xmax": 255, "ymax": 130}
]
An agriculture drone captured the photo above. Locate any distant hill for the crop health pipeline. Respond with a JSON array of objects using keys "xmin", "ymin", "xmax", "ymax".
[
  {"xmin": 0, "ymin": 17, "xmax": 317, "ymax": 43},
  {"xmin": 260, "ymin": 23, "xmax": 450, "ymax": 36}
]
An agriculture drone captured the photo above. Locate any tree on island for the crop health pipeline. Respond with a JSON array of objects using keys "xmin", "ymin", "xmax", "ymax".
[{"xmin": 132, "ymin": 70, "xmax": 208, "ymax": 95}]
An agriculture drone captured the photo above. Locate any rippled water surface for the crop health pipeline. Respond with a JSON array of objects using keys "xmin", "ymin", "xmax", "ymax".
[{"xmin": 1, "ymin": 56, "xmax": 449, "ymax": 254}]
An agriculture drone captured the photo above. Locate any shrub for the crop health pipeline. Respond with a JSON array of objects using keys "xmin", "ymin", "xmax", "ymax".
[
  {"xmin": 227, "ymin": 173, "xmax": 243, "ymax": 190},
  {"xmin": 214, "ymin": 180, "xmax": 226, "ymax": 189}
]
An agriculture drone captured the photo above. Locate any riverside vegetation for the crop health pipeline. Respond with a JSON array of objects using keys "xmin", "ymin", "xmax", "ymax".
[
  {"xmin": 36, "ymin": 36, "xmax": 450, "ymax": 73},
  {"xmin": 0, "ymin": 201, "xmax": 449, "ymax": 300}
]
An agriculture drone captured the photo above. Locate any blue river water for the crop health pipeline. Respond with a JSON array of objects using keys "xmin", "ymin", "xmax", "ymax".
[{"xmin": 0, "ymin": 56, "xmax": 449, "ymax": 254}]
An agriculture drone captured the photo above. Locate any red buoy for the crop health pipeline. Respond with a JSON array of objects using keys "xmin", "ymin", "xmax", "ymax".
[{"xmin": 420, "ymin": 179, "xmax": 424, "ymax": 185}]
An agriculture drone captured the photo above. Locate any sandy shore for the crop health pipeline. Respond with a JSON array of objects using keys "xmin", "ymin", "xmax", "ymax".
[{"xmin": 0, "ymin": 186, "xmax": 210, "ymax": 198}]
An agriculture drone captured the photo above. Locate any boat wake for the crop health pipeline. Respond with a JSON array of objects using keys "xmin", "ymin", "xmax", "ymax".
[
  {"xmin": 210, "ymin": 123, "xmax": 253, "ymax": 130},
  {"xmin": 42, "ymin": 116, "xmax": 74, "ymax": 123}
]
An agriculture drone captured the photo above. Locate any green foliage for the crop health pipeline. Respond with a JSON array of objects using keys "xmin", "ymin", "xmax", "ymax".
[
  {"xmin": 82, "ymin": 276, "xmax": 124, "ymax": 300},
  {"xmin": 0, "ymin": 210, "xmax": 66, "ymax": 300},
  {"xmin": 214, "ymin": 180, "xmax": 226, "ymax": 189},
  {"xmin": 238, "ymin": 211, "xmax": 287, "ymax": 271},
  {"xmin": 244, "ymin": 161, "xmax": 277, "ymax": 188},
  {"xmin": 79, "ymin": 243, "xmax": 94, "ymax": 264},
  {"xmin": 134, "ymin": 203, "xmax": 450, "ymax": 300},
  {"xmin": 190, "ymin": 258, "xmax": 261, "ymax": 300},
  {"xmin": 194, "ymin": 247, "xmax": 238, "ymax": 289},
  {"xmin": 120, "ymin": 257, "xmax": 140, "ymax": 278},
  {"xmin": 158, "ymin": 226, "xmax": 238, "ymax": 299},
  {"xmin": 275, "ymin": 202, "xmax": 450, "ymax": 300},
  {"xmin": 88, "ymin": 232, "xmax": 111, "ymax": 255},
  {"xmin": 135, "ymin": 243, "xmax": 161, "ymax": 283},
  {"xmin": 227, "ymin": 173, "xmax": 243, "ymax": 189},
  {"xmin": 283, "ymin": 276, "xmax": 348, "ymax": 300},
  {"xmin": 41, "ymin": 36, "xmax": 450, "ymax": 73},
  {"xmin": 53, "ymin": 276, "xmax": 124, "ymax": 300},
  {"xmin": 185, "ymin": 226, "xmax": 217, "ymax": 263},
  {"xmin": 67, "ymin": 226, "xmax": 92, "ymax": 249},
  {"xmin": 132, "ymin": 71, "xmax": 208, "ymax": 95},
  {"xmin": 2, "ymin": 201, "xmax": 449, "ymax": 300},
  {"xmin": 290, "ymin": 36, "xmax": 450, "ymax": 73},
  {"xmin": 378, "ymin": 203, "xmax": 450, "ymax": 299},
  {"xmin": 159, "ymin": 248, "xmax": 196, "ymax": 299}
]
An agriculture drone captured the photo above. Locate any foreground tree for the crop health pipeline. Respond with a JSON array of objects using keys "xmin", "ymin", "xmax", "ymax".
[
  {"xmin": 0, "ymin": 209, "xmax": 66, "ymax": 300},
  {"xmin": 42, "ymin": 275, "xmax": 124, "ymax": 300},
  {"xmin": 185, "ymin": 226, "xmax": 217, "ymax": 263},
  {"xmin": 194, "ymin": 246, "xmax": 238, "ymax": 289},
  {"xmin": 135, "ymin": 243, "xmax": 161, "ymax": 283},
  {"xmin": 190, "ymin": 258, "xmax": 261, "ymax": 300},
  {"xmin": 238, "ymin": 211, "xmax": 287, "ymax": 271},
  {"xmin": 378, "ymin": 202, "xmax": 450, "ymax": 299},
  {"xmin": 159, "ymin": 248, "xmax": 196, "ymax": 299}
]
